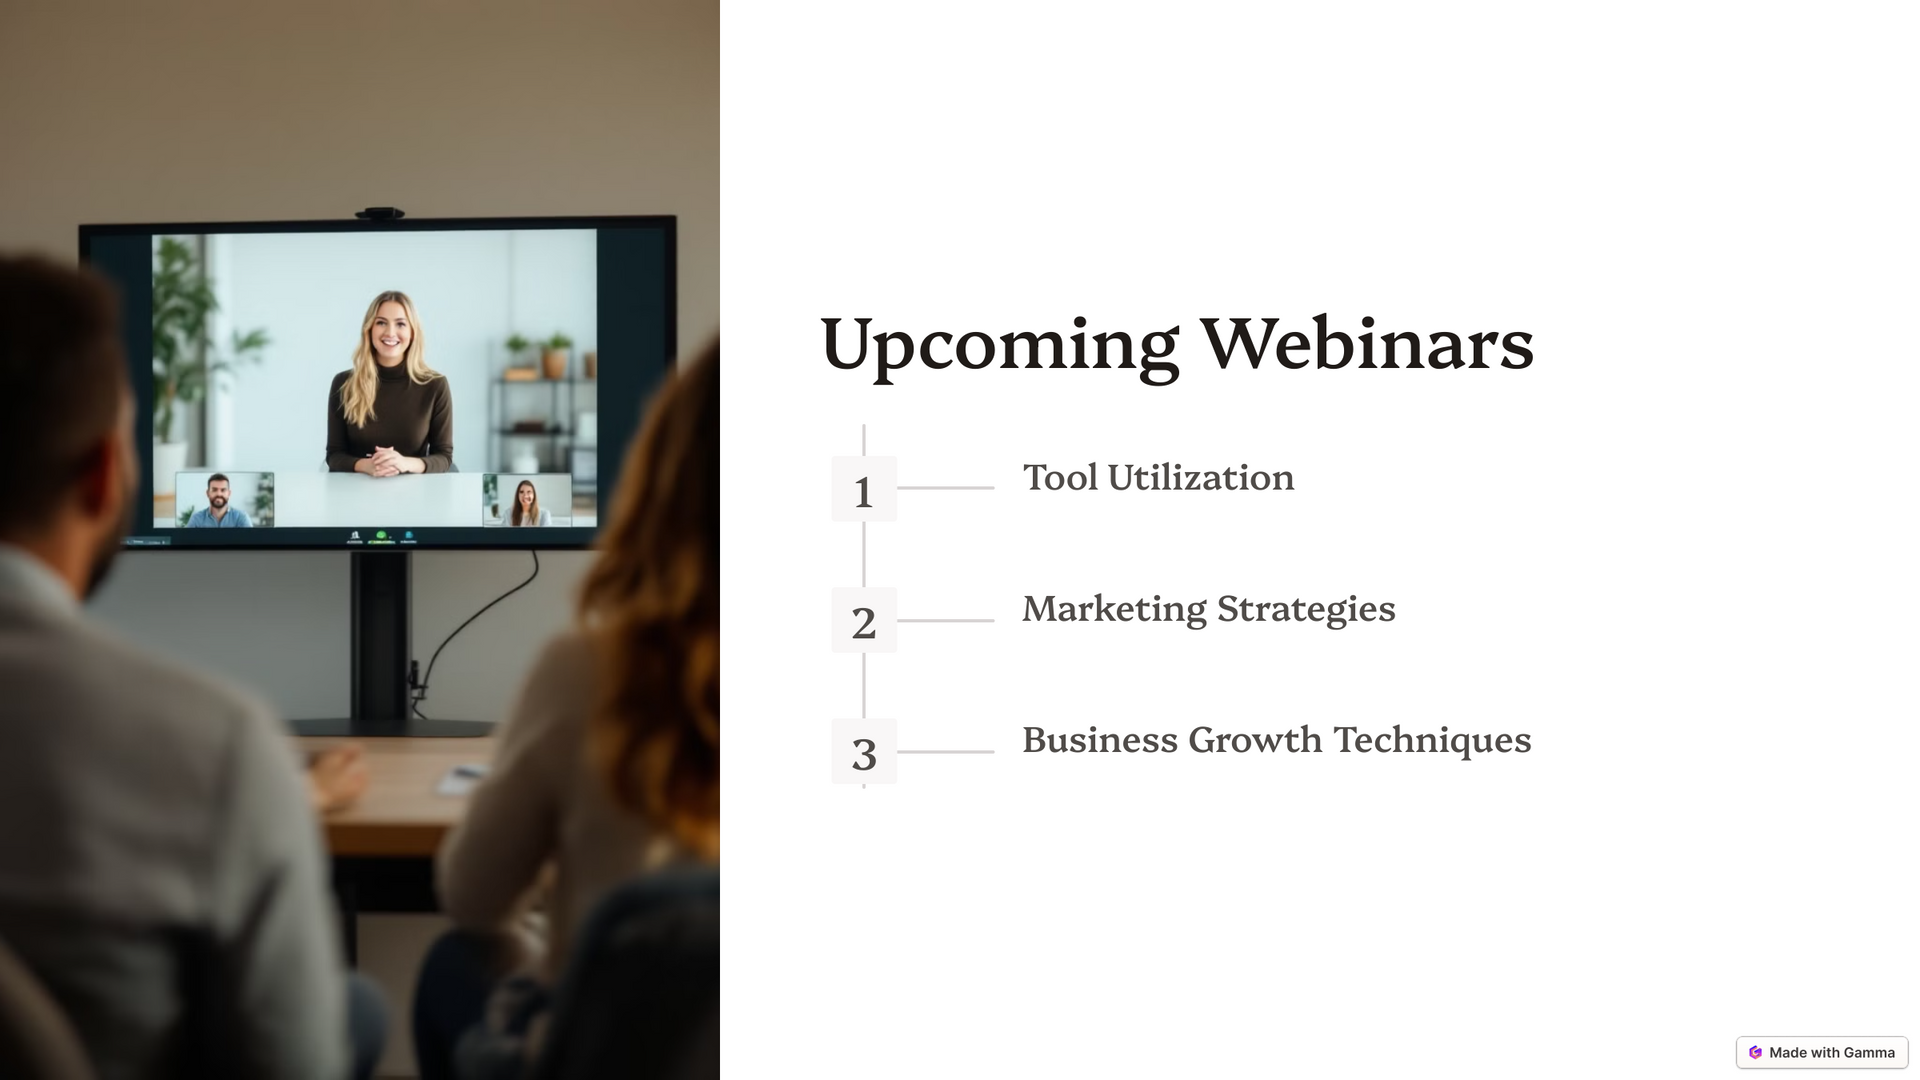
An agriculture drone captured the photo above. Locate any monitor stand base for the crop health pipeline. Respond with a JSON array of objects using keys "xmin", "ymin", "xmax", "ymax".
[{"xmin": 289, "ymin": 716, "xmax": 494, "ymax": 738}]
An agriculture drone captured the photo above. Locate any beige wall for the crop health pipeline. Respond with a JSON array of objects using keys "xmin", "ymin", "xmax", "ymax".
[
  {"xmin": 0, "ymin": 0, "xmax": 717, "ymax": 340},
  {"xmin": 0, "ymin": 0, "xmax": 716, "ymax": 728}
]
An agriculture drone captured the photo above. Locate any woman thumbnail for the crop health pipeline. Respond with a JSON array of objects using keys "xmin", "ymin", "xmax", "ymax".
[
  {"xmin": 509, "ymin": 479, "xmax": 550, "ymax": 527},
  {"xmin": 325, "ymin": 290, "xmax": 455, "ymax": 474}
]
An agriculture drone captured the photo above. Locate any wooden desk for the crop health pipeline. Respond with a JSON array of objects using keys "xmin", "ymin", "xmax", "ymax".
[
  {"xmin": 298, "ymin": 736, "xmax": 495, "ymax": 962},
  {"xmin": 299, "ymin": 736, "xmax": 496, "ymax": 857}
]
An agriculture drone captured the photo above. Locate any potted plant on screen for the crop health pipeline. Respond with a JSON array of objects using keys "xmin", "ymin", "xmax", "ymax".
[
  {"xmin": 503, "ymin": 333, "xmax": 533, "ymax": 380},
  {"xmin": 251, "ymin": 471, "xmax": 276, "ymax": 528},
  {"xmin": 151, "ymin": 237, "xmax": 270, "ymax": 496},
  {"xmin": 542, "ymin": 331, "xmax": 573, "ymax": 380}
]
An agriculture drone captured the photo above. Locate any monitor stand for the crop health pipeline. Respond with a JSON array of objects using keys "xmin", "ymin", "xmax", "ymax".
[{"xmin": 290, "ymin": 551, "xmax": 493, "ymax": 738}]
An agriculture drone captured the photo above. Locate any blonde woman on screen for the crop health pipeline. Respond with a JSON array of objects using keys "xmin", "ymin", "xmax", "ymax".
[
  {"xmin": 417, "ymin": 342, "xmax": 718, "ymax": 1080},
  {"xmin": 325, "ymin": 290, "xmax": 455, "ymax": 475},
  {"xmin": 510, "ymin": 480, "xmax": 550, "ymax": 527}
]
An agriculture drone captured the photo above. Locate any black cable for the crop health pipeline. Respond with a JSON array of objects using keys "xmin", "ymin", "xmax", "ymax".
[{"xmin": 411, "ymin": 550, "xmax": 540, "ymax": 720}]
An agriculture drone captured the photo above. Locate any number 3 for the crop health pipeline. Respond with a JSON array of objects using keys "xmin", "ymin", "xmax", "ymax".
[{"xmin": 852, "ymin": 738, "xmax": 876, "ymax": 771}]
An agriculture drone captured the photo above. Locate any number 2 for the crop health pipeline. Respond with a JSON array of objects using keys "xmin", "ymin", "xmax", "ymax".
[
  {"xmin": 851, "ymin": 607, "xmax": 876, "ymax": 639},
  {"xmin": 852, "ymin": 738, "xmax": 876, "ymax": 770}
]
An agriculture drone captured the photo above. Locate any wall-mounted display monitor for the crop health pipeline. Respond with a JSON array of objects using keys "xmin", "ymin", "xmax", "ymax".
[{"xmin": 80, "ymin": 215, "xmax": 675, "ymax": 549}]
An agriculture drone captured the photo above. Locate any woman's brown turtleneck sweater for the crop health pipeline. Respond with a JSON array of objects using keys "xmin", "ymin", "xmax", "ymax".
[{"xmin": 325, "ymin": 365, "xmax": 455, "ymax": 473}]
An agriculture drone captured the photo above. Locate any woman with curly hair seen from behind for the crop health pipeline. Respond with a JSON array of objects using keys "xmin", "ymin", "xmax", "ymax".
[{"xmin": 414, "ymin": 341, "xmax": 718, "ymax": 1080}]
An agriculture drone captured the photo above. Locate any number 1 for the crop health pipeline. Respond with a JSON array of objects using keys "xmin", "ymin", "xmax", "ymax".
[{"xmin": 856, "ymin": 476, "xmax": 871, "ymax": 508}]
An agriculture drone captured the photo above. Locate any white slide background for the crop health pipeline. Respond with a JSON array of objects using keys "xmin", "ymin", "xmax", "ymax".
[{"xmin": 722, "ymin": 3, "xmax": 1917, "ymax": 1076}]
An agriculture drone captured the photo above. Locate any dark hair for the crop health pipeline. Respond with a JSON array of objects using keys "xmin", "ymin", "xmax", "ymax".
[
  {"xmin": 208, "ymin": 473, "xmax": 230, "ymax": 487},
  {"xmin": 0, "ymin": 256, "xmax": 127, "ymax": 539},
  {"xmin": 583, "ymin": 339, "xmax": 719, "ymax": 859}
]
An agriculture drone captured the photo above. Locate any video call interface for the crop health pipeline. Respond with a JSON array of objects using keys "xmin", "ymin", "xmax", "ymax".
[{"xmin": 82, "ymin": 218, "xmax": 672, "ymax": 548}]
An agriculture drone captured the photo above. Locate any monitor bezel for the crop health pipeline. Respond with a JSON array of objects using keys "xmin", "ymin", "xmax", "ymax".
[{"xmin": 79, "ymin": 214, "xmax": 676, "ymax": 551}]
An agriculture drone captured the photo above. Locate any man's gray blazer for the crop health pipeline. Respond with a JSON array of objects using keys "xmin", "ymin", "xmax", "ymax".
[{"xmin": 0, "ymin": 546, "xmax": 347, "ymax": 1080}]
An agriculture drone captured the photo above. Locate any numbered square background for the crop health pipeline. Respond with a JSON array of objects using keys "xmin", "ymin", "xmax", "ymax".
[
  {"xmin": 831, "ymin": 455, "xmax": 897, "ymax": 522},
  {"xmin": 831, "ymin": 587, "xmax": 897, "ymax": 653},
  {"xmin": 831, "ymin": 718, "xmax": 897, "ymax": 784}
]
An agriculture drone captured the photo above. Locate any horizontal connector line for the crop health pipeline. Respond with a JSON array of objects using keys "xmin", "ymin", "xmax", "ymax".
[
  {"xmin": 898, "ymin": 750, "xmax": 996, "ymax": 755},
  {"xmin": 897, "ymin": 485, "xmax": 994, "ymax": 490},
  {"xmin": 898, "ymin": 618, "xmax": 995, "ymax": 623}
]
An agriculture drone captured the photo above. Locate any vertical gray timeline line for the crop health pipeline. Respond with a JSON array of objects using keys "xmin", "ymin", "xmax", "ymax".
[
  {"xmin": 851, "ymin": 426, "xmax": 994, "ymax": 762},
  {"xmin": 860, "ymin": 424, "xmax": 869, "ymax": 787}
]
